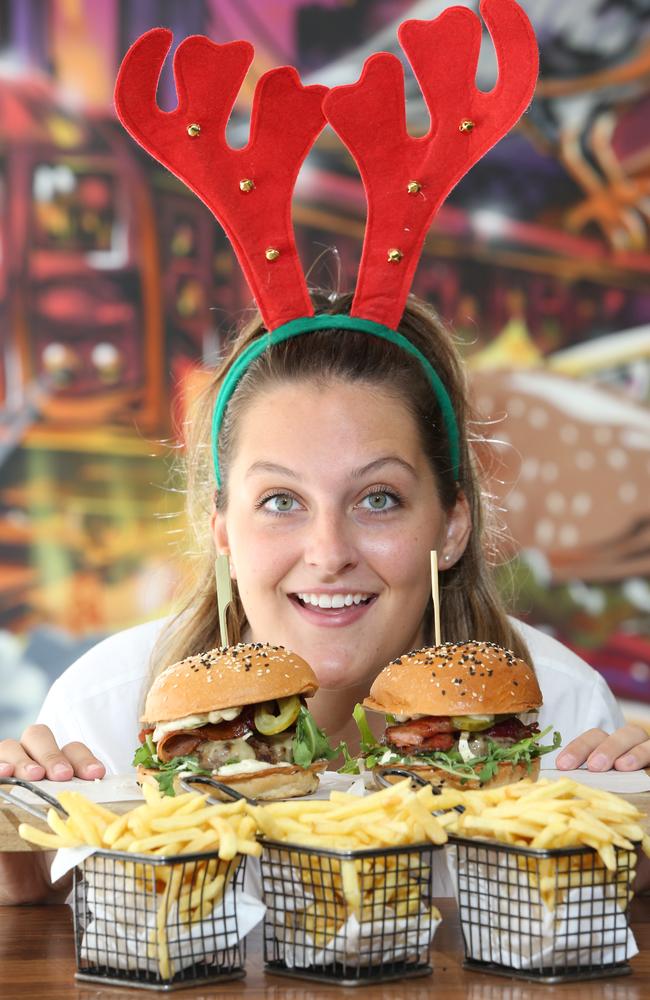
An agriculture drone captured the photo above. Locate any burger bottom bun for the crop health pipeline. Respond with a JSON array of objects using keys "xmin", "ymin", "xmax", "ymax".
[
  {"xmin": 136, "ymin": 760, "xmax": 327, "ymax": 801},
  {"xmin": 373, "ymin": 756, "xmax": 541, "ymax": 792}
]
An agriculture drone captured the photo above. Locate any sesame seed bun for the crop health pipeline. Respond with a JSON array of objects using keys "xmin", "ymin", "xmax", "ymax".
[
  {"xmin": 141, "ymin": 642, "xmax": 319, "ymax": 724},
  {"xmin": 363, "ymin": 641, "xmax": 541, "ymax": 717}
]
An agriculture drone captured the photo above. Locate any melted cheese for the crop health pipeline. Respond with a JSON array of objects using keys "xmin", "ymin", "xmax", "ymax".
[
  {"xmin": 152, "ymin": 706, "xmax": 242, "ymax": 742},
  {"xmin": 220, "ymin": 737, "xmax": 256, "ymax": 762}
]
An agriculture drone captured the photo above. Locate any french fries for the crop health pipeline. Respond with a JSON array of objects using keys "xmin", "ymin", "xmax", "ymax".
[
  {"xmin": 250, "ymin": 779, "xmax": 447, "ymax": 848},
  {"xmin": 19, "ymin": 783, "xmax": 261, "ymax": 980},
  {"xmin": 433, "ymin": 778, "xmax": 650, "ymax": 911},
  {"xmin": 251, "ymin": 780, "xmax": 445, "ymax": 949}
]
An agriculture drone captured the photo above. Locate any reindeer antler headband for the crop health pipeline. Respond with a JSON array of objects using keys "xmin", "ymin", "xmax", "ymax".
[{"xmin": 115, "ymin": 0, "xmax": 538, "ymax": 487}]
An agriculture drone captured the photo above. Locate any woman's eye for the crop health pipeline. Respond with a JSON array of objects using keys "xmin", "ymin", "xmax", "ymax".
[
  {"xmin": 261, "ymin": 493, "xmax": 299, "ymax": 513},
  {"xmin": 360, "ymin": 491, "xmax": 398, "ymax": 512}
]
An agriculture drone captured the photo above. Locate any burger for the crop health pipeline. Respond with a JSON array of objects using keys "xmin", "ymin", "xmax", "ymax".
[
  {"xmin": 133, "ymin": 642, "xmax": 341, "ymax": 798},
  {"xmin": 352, "ymin": 640, "xmax": 560, "ymax": 789}
]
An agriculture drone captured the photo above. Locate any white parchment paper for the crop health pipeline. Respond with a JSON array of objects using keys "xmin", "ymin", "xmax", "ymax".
[
  {"xmin": 266, "ymin": 893, "xmax": 441, "ymax": 969},
  {"xmin": 53, "ymin": 848, "xmax": 265, "ymax": 977},
  {"xmin": 446, "ymin": 844, "xmax": 638, "ymax": 971}
]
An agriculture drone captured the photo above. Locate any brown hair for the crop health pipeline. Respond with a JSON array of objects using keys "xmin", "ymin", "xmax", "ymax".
[{"xmin": 147, "ymin": 291, "xmax": 530, "ymax": 689}]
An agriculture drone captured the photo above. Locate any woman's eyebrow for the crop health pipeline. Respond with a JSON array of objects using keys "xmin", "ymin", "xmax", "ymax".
[
  {"xmin": 245, "ymin": 456, "xmax": 417, "ymax": 480},
  {"xmin": 246, "ymin": 461, "xmax": 298, "ymax": 479},
  {"xmin": 351, "ymin": 456, "xmax": 417, "ymax": 479}
]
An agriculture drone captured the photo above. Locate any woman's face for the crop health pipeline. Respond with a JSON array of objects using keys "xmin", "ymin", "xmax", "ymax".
[{"xmin": 213, "ymin": 379, "xmax": 470, "ymax": 691}]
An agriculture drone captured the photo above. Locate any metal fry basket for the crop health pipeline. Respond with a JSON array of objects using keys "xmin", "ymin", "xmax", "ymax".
[
  {"xmin": 447, "ymin": 835, "xmax": 635, "ymax": 983},
  {"xmin": 259, "ymin": 839, "xmax": 443, "ymax": 985},
  {"xmin": 73, "ymin": 848, "xmax": 247, "ymax": 991}
]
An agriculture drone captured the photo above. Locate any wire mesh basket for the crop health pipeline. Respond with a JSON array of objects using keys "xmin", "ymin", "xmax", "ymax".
[
  {"xmin": 73, "ymin": 848, "xmax": 247, "ymax": 991},
  {"xmin": 447, "ymin": 835, "xmax": 635, "ymax": 983},
  {"xmin": 259, "ymin": 839, "xmax": 443, "ymax": 985}
]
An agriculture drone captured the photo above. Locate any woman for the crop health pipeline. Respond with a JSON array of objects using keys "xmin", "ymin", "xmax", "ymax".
[{"xmin": 1, "ymin": 293, "xmax": 648, "ymax": 903}]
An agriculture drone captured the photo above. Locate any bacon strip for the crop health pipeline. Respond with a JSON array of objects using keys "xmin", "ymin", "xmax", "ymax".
[
  {"xmin": 384, "ymin": 715, "xmax": 538, "ymax": 755},
  {"xmin": 412, "ymin": 732, "xmax": 456, "ymax": 751},
  {"xmin": 154, "ymin": 710, "xmax": 255, "ymax": 762},
  {"xmin": 157, "ymin": 732, "xmax": 203, "ymax": 761},
  {"xmin": 385, "ymin": 716, "xmax": 455, "ymax": 751}
]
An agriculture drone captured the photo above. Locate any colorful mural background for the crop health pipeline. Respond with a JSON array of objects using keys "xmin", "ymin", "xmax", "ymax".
[{"xmin": 1, "ymin": 0, "xmax": 649, "ymax": 739}]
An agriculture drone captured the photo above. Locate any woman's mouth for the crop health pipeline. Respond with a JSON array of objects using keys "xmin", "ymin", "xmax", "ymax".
[{"xmin": 288, "ymin": 591, "xmax": 377, "ymax": 627}]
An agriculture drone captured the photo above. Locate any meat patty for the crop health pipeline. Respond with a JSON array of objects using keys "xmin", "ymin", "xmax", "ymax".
[
  {"xmin": 247, "ymin": 734, "xmax": 295, "ymax": 765},
  {"xmin": 196, "ymin": 733, "xmax": 296, "ymax": 769}
]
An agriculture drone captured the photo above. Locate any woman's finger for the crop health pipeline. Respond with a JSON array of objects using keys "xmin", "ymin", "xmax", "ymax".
[
  {"xmin": 555, "ymin": 728, "xmax": 607, "ymax": 770},
  {"xmin": 614, "ymin": 735, "xmax": 650, "ymax": 771},
  {"xmin": 18, "ymin": 725, "xmax": 74, "ymax": 781},
  {"xmin": 61, "ymin": 742, "xmax": 106, "ymax": 780},
  {"xmin": 585, "ymin": 725, "xmax": 650, "ymax": 772},
  {"xmin": 0, "ymin": 739, "xmax": 45, "ymax": 781}
]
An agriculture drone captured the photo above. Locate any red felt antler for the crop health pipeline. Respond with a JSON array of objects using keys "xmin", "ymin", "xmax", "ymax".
[
  {"xmin": 323, "ymin": 0, "xmax": 538, "ymax": 329},
  {"xmin": 115, "ymin": 29, "xmax": 327, "ymax": 330}
]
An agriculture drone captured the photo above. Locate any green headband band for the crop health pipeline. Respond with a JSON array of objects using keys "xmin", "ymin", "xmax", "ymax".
[{"xmin": 211, "ymin": 314, "xmax": 461, "ymax": 488}]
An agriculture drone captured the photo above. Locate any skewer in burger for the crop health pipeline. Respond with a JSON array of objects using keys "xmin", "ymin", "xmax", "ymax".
[
  {"xmin": 351, "ymin": 640, "xmax": 561, "ymax": 789},
  {"xmin": 134, "ymin": 642, "xmax": 341, "ymax": 798}
]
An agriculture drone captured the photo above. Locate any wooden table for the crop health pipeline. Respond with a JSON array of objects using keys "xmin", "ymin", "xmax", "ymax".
[{"xmin": 1, "ymin": 897, "xmax": 648, "ymax": 1000}]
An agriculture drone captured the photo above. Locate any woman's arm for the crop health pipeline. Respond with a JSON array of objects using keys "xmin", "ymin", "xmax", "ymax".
[{"xmin": 0, "ymin": 852, "xmax": 72, "ymax": 905}]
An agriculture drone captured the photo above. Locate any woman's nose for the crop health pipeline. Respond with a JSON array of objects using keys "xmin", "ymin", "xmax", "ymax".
[{"xmin": 303, "ymin": 510, "xmax": 358, "ymax": 576}]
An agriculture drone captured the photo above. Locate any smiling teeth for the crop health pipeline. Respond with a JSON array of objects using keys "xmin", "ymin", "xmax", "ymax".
[{"xmin": 297, "ymin": 593, "xmax": 372, "ymax": 608}]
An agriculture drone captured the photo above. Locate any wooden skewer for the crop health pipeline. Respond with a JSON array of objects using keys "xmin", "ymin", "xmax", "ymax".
[
  {"xmin": 215, "ymin": 554, "xmax": 233, "ymax": 646},
  {"xmin": 431, "ymin": 550, "xmax": 441, "ymax": 646}
]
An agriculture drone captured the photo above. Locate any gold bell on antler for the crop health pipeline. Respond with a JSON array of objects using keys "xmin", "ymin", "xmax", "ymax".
[
  {"xmin": 406, "ymin": 180, "xmax": 421, "ymax": 195},
  {"xmin": 239, "ymin": 178, "xmax": 255, "ymax": 193},
  {"xmin": 459, "ymin": 119, "xmax": 475, "ymax": 133},
  {"xmin": 187, "ymin": 123, "xmax": 201, "ymax": 137},
  {"xmin": 265, "ymin": 247, "xmax": 280, "ymax": 261},
  {"xmin": 387, "ymin": 248, "xmax": 403, "ymax": 263}
]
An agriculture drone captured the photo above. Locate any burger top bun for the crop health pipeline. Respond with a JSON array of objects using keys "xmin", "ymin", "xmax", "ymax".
[
  {"xmin": 363, "ymin": 640, "xmax": 542, "ymax": 717},
  {"xmin": 141, "ymin": 642, "xmax": 318, "ymax": 723}
]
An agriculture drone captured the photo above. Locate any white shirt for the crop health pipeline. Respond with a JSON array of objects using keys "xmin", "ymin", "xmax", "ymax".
[{"xmin": 36, "ymin": 617, "xmax": 625, "ymax": 775}]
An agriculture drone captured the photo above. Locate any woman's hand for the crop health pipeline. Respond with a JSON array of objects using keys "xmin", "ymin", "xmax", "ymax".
[
  {"xmin": 0, "ymin": 725, "xmax": 105, "ymax": 781},
  {"xmin": 556, "ymin": 724, "xmax": 650, "ymax": 772}
]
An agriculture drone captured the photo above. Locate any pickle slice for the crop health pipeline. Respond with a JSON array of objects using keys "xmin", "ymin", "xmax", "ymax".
[
  {"xmin": 254, "ymin": 695, "xmax": 301, "ymax": 735},
  {"xmin": 451, "ymin": 713, "xmax": 495, "ymax": 732}
]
